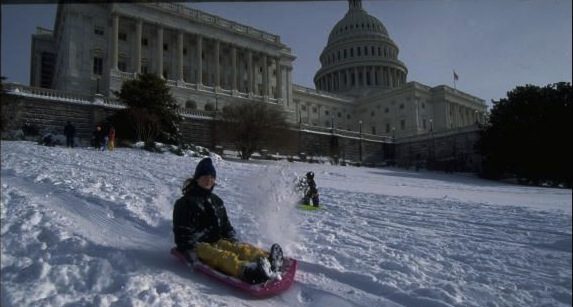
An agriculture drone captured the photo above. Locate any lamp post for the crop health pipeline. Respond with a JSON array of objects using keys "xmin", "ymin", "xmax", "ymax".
[
  {"xmin": 298, "ymin": 112, "xmax": 302, "ymax": 156},
  {"xmin": 213, "ymin": 95, "xmax": 219, "ymax": 150},
  {"xmin": 331, "ymin": 116, "xmax": 335, "ymax": 134},
  {"xmin": 358, "ymin": 120, "xmax": 363, "ymax": 163},
  {"xmin": 392, "ymin": 126, "xmax": 396, "ymax": 165},
  {"xmin": 429, "ymin": 119, "xmax": 435, "ymax": 168}
]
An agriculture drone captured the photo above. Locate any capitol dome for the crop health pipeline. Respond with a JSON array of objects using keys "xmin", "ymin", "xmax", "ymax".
[
  {"xmin": 327, "ymin": 2, "xmax": 389, "ymax": 44},
  {"xmin": 314, "ymin": 0, "xmax": 408, "ymax": 98}
]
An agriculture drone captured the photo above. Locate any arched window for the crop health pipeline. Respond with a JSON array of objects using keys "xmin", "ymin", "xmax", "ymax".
[
  {"xmin": 204, "ymin": 102, "xmax": 215, "ymax": 111},
  {"xmin": 185, "ymin": 100, "xmax": 197, "ymax": 109}
]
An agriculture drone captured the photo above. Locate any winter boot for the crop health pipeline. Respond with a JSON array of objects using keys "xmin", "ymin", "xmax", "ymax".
[
  {"xmin": 269, "ymin": 243, "xmax": 284, "ymax": 273},
  {"xmin": 242, "ymin": 257, "xmax": 272, "ymax": 284}
]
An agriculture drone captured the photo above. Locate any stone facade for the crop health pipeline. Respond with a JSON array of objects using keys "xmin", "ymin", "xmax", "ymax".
[
  {"xmin": 3, "ymin": 82, "xmax": 480, "ymax": 172},
  {"xmin": 20, "ymin": 0, "xmax": 487, "ymax": 170},
  {"xmin": 33, "ymin": 3, "xmax": 295, "ymax": 115},
  {"xmin": 31, "ymin": 1, "xmax": 486, "ymax": 140}
]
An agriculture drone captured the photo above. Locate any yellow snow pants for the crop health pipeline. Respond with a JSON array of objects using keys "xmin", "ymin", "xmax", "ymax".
[
  {"xmin": 195, "ymin": 239, "xmax": 268, "ymax": 278},
  {"xmin": 107, "ymin": 139, "xmax": 115, "ymax": 151}
]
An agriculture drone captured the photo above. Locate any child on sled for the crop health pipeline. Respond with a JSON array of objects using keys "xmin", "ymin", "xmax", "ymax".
[
  {"xmin": 298, "ymin": 171, "xmax": 320, "ymax": 207},
  {"xmin": 172, "ymin": 158, "xmax": 284, "ymax": 284}
]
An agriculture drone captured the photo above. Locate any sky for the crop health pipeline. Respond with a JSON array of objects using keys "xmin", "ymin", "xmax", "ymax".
[
  {"xmin": 1, "ymin": 0, "xmax": 572, "ymax": 108},
  {"xmin": 1, "ymin": 139, "xmax": 572, "ymax": 307}
]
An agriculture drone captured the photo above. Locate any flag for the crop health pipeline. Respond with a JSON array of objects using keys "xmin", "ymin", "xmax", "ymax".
[{"xmin": 453, "ymin": 70, "xmax": 459, "ymax": 81}]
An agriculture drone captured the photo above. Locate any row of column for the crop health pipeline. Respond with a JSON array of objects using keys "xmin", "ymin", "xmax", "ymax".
[
  {"xmin": 450, "ymin": 104, "xmax": 482, "ymax": 128},
  {"xmin": 317, "ymin": 66, "xmax": 404, "ymax": 92},
  {"xmin": 110, "ymin": 13, "xmax": 286, "ymax": 99}
]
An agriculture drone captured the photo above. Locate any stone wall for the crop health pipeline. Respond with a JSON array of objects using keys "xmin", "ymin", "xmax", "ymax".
[
  {"xmin": 394, "ymin": 126, "xmax": 482, "ymax": 172},
  {"xmin": 2, "ymin": 90, "xmax": 481, "ymax": 172},
  {"xmin": 2, "ymin": 94, "xmax": 117, "ymax": 143}
]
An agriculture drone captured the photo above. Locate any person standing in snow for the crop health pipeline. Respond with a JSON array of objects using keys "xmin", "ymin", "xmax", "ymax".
[
  {"xmin": 302, "ymin": 171, "xmax": 320, "ymax": 207},
  {"xmin": 101, "ymin": 122, "xmax": 110, "ymax": 151},
  {"xmin": 63, "ymin": 121, "xmax": 76, "ymax": 148},
  {"xmin": 172, "ymin": 157, "xmax": 284, "ymax": 284},
  {"xmin": 107, "ymin": 125, "xmax": 116, "ymax": 151},
  {"xmin": 92, "ymin": 125, "xmax": 105, "ymax": 150}
]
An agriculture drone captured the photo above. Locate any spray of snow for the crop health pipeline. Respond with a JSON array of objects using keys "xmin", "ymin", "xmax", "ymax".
[{"xmin": 238, "ymin": 164, "xmax": 301, "ymax": 252}]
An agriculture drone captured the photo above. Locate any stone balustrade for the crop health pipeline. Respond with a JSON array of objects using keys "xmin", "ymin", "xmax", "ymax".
[
  {"xmin": 6, "ymin": 83, "xmax": 101, "ymax": 105},
  {"xmin": 299, "ymin": 123, "xmax": 391, "ymax": 143},
  {"xmin": 149, "ymin": 2, "xmax": 280, "ymax": 44},
  {"xmin": 178, "ymin": 108, "xmax": 217, "ymax": 119}
]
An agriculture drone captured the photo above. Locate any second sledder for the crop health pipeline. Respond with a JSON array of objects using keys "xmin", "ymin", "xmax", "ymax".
[
  {"xmin": 172, "ymin": 157, "xmax": 285, "ymax": 284},
  {"xmin": 295, "ymin": 171, "xmax": 320, "ymax": 207}
]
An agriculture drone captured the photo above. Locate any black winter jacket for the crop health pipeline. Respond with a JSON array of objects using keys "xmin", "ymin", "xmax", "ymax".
[
  {"xmin": 306, "ymin": 178, "xmax": 318, "ymax": 196},
  {"xmin": 172, "ymin": 182, "xmax": 237, "ymax": 252}
]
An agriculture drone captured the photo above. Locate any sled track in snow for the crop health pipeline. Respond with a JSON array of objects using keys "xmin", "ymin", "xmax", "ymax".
[{"xmin": 3, "ymin": 171, "xmax": 165, "ymax": 250}]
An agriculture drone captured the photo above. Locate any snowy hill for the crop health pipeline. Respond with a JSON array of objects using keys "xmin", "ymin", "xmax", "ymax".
[{"xmin": 1, "ymin": 141, "xmax": 571, "ymax": 307}]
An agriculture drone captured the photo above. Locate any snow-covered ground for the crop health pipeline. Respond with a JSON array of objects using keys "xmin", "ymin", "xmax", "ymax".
[{"xmin": 1, "ymin": 140, "xmax": 571, "ymax": 307}]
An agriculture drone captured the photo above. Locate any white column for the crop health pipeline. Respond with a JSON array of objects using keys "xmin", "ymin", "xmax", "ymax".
[
  {"xmin": 177, "ymin": 31, "xmax": 184, "ymax": 81},
  {"xmin": 196, "ymin": 35, "xmax": 202, "ymax": 85},
  {"xmin": 390, "ymin": 68, "xmax": 396, "ymax": 87},
  {"xmin": 247, "ymin": 50, "xmax": 253, "ymax": 93},
  {"xmin": 263, "ymin": 54, "xmax": 268, "ymax": 97},
  {"xmin": 215, "ymin": 40, "xmax": 220, "ymax": 88},
  {"xmin": 389, "ymin": 68, "xmax": 393, "ymax": 87},
  {"xmin": 231, "ymin": 46, "xmax": 237, "ymax": 91},
  {"xmin": 371, "ymin": 66, "xmax": 376, "ymax": 85},
  {"xmin": 286, "ymin": 67, "xmax": 292, "ymax": 105},
  {"xmin": 111, "ymin": 14, "xmax": 119, "ymax": 70},
  {"xmin": 157, "ymin": 26, "xmax": 163, "ymax": 78},
  {"xmin": 276, "ymin": 57, "xmax": 282, "ymax": 99},
  {"xmin": 135, "ymin": 19, "xmax": 142, "ymax": 73}
]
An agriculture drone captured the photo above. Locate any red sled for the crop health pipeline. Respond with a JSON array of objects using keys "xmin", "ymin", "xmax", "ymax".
[{"xmin": 170, "ymin": 247, "xmax": 297, "ymax": 297}]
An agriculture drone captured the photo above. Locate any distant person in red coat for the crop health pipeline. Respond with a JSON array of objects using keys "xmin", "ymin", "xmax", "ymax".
[{"xmin": 108, "ymin": 126, "xmax": 116, "ymax": 151}]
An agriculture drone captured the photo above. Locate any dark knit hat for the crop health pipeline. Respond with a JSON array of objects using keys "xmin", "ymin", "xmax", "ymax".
[{"xmin": 194, "ymin": 158, "xmax": 216, "ymax": 179}]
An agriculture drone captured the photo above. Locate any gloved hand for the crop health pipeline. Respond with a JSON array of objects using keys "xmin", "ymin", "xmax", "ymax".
[{"xmin": 183, "ymin": 250, "xmax": 198, "ymax": 265}]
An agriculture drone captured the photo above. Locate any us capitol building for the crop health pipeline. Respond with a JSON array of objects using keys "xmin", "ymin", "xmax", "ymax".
[{"xmin": 30, "ymin": 0, "xmax": 487, "ymax": 140}]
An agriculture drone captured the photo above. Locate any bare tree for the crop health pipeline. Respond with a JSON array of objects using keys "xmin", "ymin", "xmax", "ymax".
[
  {"xmin": 221, "ymin": 100, "xmax": 289, "ymax": 160},
  {"xmin": 126, "ymin": 108, "xmax": 160, "ymax": 144}
]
